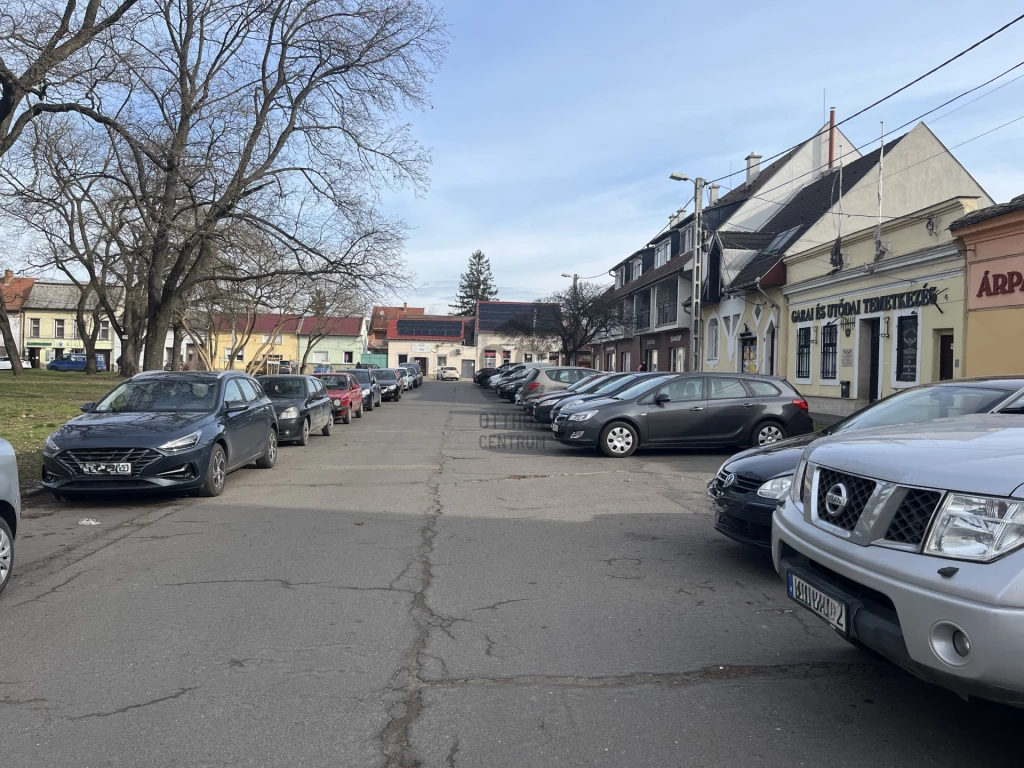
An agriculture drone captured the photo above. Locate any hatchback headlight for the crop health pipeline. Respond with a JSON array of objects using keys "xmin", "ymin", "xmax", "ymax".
[
  {"xmin": 568, "ymin": 410, "xmax": 598, "ymax": 422},
  {"xmin": 564, "ymin": 399, "xmax": 585, "ymax": 409},
  {"xmin": 280, "ymin": 406, "xmax": 300, "ymax": 420},
  {"xmin": 333, "ymin": 398, "xmax": 341, "ymax": 406},
  {"xmin": 924, "ymin": 493, "xmax": 1024, "ymax": 562},
  {"xmin": 45, "ymin": 434, "xmax": 61, "ymax": 454},
  {"xmin": 757, "ymin": 475, "xmax": 793, "ymax": 500},
  {"xmin": 159, "ymin": 430, "xmax": 202, "ymax": 452}
]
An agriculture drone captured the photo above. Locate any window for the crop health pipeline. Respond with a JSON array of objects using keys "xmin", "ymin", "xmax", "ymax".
[
  {"xmin": 655, "ymin": 241, "xmax": 670, "ymax": 268},
  {"xmin": 29, "ymin": 318, "xmax": 40, "ymax": 337},
  {"xmin": 896, "ymin": 315, "xmax": 919, "ymax": 383},
  {"xmin": 747, "ymin": 380, "xmax": 781, "ymax": 397},
  {"xmin": 344, "ymin": 351, "xmax": 353, "ymax": 363},
  {"xmin": 656, "ymin": 280, "xmax": 678, "ymax": 326},
  {"xmin": 710, "ymin": 377, "xmax": 747, "ymax": 399},
  {"xmin": 237, "ymin": 378, "xmax": 260, "ymax": 402},
  {"xmin": 306, "ymin": 378, "xmax": 319, "ymax": 396},
  {"xmin": 225, "ymin": 347, "xmax": 245, "ymax": 362},
  {"xmin": 313, "ymin": 350, "xmax": 329, "ymax": 363},
  {"xmin": 796, "ymin": 327, "xmax": 811, "ymax": 380},
  {"xmin": 54, "ymin": 319, "xmax": 65, "ymax": 338},
  {"xmin": 224, "ymin": 379, "xmax": 246, "ymax": 407},
  {"xmin": 621, "ymin": 352, "xmax": 631, "ymax": 372},
  {"xmin": 71, "ymin": 322, "xmax": 80, "ymax": 339},
  {"xmin": 524, "ymin": 353, "xmax": 533, "ymax": 362},
  {"xmin": 631, "ymin": 257, "xmax": 642, "ymax": 282},
  {"xmin": 820, "ymin": 323, "xmax": 838, "ymax": 381},
  {"xmin": 681, "ymin": 225, "xmax": 694, "ymax": 254},
  {"xmin": 661, "ymin": 377, "xmax": 703, "ymax": 401},
  {"xmin": 615, "ymin": 268, "xmax": 624, "ymax": 289},
  {"xmin": 706, "ymin": 318, "xmax": 720, "ymax": 361},
  {"xmin": 99, "ymin": 320, "xmax": 110, "ymax": 341},
  {"xmin": 262, "ymin": 334, "xmax": 283, "ymax": 344}
]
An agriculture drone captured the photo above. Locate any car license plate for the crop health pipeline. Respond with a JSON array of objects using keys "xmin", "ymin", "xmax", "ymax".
[
  {"xmin": 788, "ymin": 571, "xmax": 848, "ymax": 635},
  {"xmin": 82, "ymin": 462, "xmax": 132, "ymax": 475}
]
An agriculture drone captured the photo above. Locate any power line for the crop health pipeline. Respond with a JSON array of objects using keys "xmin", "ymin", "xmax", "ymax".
[{"xmin": 702, "ymin": 12, "xmax": 1024, "ymax": 190}]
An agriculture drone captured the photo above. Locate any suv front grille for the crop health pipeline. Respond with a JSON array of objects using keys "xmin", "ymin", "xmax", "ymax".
[
  {"xmin": 884, "ymin": 489, "xmax": 943, "ymax": 546},
  {"xmin": 58, "ymin": 448, "xmax": 163, "ymax": 477},
  {"xmin": 814, "ymin": 468, "xmax": 876, "ymax": 533}
]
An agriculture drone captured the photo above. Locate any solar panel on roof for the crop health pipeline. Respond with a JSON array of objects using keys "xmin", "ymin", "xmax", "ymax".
[
  {"xmin": 396, "ymin": 319, "xmax": 462, "ymax": 337},
  {"xmin": 478, "ymin": 303, "xmax": 542, "ymax": 331}
]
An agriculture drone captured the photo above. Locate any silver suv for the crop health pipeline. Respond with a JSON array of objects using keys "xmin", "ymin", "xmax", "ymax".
[
  {"xmin": 0, "ymin": 437, "xmax": 21, "ymax": 597},
  {"xmin": 773, "ymin": 414, "xmax": 1024, "ymax": 705}
]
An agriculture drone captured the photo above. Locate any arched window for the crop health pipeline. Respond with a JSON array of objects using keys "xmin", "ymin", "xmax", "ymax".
[{"xmin": 706, "ymin": 318, "xmax": 720, "ymax": 361}]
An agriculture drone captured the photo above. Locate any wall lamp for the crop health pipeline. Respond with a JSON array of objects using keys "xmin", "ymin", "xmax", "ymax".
[{"xmin": 882, "ymin": 317, "xmax": 891, "ymax": 339}]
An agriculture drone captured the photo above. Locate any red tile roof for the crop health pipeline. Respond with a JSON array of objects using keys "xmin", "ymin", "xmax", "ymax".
[
  {"xmin": 1, "ymin": 276, "xmax": 34, "ymax": 311},
  {"xmin": 298, "ymin": 316, "xmax": 363, "ymax": 336},
  {"xmin": 370, "ymin": 305, "xmax": 424, "ymax": 332},
  {"xmin": 215, "ymin": 313, "xmax": 304, "ymax": 333}
]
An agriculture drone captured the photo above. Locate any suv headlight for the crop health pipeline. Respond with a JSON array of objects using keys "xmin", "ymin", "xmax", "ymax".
[
  {"xmin": 758, "ymin": 475, "xmax": 793, "ymax": 500},
  {"xmin": 159, "ymin": 430, "xmax": 202, "ymax": 452},
  {"xmin": 924, "ymin": 493, "xmax": 1024, "ymax": 562},
  {"xmin": 45, "ymin": 434, "xmax": 61, "ymax": 454},
  {"xmin": 791, "ymin": 458, "xmax": 808, "ymax": 504},
  {"xmin": 568, "ymin": 410, "xmax": 598, "ymax": 422},
  {"xmin": 280, "ymin": 406, "xmax": 300, "ymax": 420}
]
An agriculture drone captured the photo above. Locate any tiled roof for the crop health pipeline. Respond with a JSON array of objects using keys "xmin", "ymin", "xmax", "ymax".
[
  {"xmin": 21, "ymin": 280, "xmax": 104, "ymax": 311},
  {"xmin": 1, "ymin": 276, "xmax": 34, "ymax": 311},
  {"xmin": 950, "ymin": 194, "xmax": 1024, "ymax": 230},
  {"xmin": 298, "ymin": 316, "xmax": 363, "ymax": 336},
  {"xmin": 216, "ymin": 313, "xmax": 303, "ymax": 334},
  {"xmin": 370, "ymin": 305, "xmax": 424, "ymax": 331},
  {"xmin": 718, "ymin": 232, "xmax": 776, "ymax": 251}
]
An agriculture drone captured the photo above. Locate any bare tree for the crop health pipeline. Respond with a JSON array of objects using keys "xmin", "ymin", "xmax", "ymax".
[
  {"xmin": 499, "ymin": 283, "xmax": 622, "ymax": 365},
  {"xmin": 0, "ymin": 279, "xmax": 28, "ymax": 374},
  {"xmin": 299, "ymin": 286, "xmax": 365, "ymax": 371}
]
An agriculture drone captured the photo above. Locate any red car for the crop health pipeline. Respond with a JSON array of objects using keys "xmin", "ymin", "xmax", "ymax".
[{"xmin": 314, "ymin": 373, "xmax": 363, "ymax": 423}]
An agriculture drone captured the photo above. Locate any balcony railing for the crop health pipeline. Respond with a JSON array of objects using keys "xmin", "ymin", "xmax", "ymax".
[
  {"xmin": 656, "ymin": 302, "xmax": 677, "ymax": 327},
  {"xmin": 635, "ymin": 308, "xmax": 650, "ymax": 330}
]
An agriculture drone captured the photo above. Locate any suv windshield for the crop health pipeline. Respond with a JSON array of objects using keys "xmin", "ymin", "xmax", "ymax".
[
  {"xmin": 832, "ymin": 384, "xmax": 1016, "ymax": 434},
  {"xmin": 260, "ymin": 378, "xmax": 306, "ymax": 398},
  {"xmin": 95, "ymin": 378, "xmax": 219, "ymax": 412},
  {"xmin": 613, "ymin": 375, "xmax": 675, "ymax": 401}
]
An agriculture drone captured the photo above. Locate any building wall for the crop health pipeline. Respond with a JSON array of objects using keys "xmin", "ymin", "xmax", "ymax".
[
  {"xmin": 387, "ymin": 340, "xmax": 477, "ymax": 375},
  {"xmin": 701, "ymin": 290, "xmax": 785, "ymax": 377},
  {"xmin": 22, "ymin": 309, "xmax": 116, "ymax": 365},
  {"xmin": 474, "ymin": 331, "xmax": 556, "ymax": 369},
  {"xmin": 299, "ymin": 336, "xmax": 365, "ymax": 367},
  {"xmin": 211, "ymin": 330, "xmax": 301, "ymax": 371}
]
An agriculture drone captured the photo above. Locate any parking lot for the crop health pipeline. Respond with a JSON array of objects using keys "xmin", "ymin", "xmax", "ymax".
[{"xmin": 3, "ymin": 378, "xmax": 1022, "ymax": 767}]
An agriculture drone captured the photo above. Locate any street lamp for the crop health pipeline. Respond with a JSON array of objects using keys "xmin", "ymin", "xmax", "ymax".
[{"xmin": 670, "ymin": 172, "xmax": 704, "ymax": 373}]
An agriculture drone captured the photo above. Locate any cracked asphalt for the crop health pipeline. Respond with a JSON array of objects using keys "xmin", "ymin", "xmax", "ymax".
[{"xmin": 2, "ymin": 380, "xmax": 1022, "ymax": 767}]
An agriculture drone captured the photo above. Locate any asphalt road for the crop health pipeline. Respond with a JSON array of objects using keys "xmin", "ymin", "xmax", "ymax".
[{"xmin": 3, "ymin": 380, "xmax": 1022, "ymax": 767}]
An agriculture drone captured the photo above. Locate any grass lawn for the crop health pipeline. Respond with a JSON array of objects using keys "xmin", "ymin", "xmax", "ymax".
[{"xmin": 0, "ymin": 369, "xmax": 122, "ymax": 492}]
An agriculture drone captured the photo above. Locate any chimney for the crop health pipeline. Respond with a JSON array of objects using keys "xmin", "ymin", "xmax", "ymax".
[
  {"xmin": 402, "ymin": 302, "xmax": 407, "ymax": 312},
  {"xmin": 828, "ymin": 107, "xmax": 836, "ymax": 170},
  {"xmin": 3, "ymin": 269, "xmax": 12, "ymax": 286},
  {"xmin": 709, "ymin": 184, "xmax": 720, "ymax": 205},
  {"xmin": 745, "ymin": 153, "xmax": 762, "ymax": 185}
]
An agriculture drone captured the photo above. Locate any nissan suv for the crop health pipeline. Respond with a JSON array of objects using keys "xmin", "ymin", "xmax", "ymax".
[{"xmin": 773, "ymin": 413, "xmax": 1024, "ymax": 706}]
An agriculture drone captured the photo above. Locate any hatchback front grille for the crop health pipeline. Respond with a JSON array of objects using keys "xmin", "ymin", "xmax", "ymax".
[
  {"xmin": 814, "ymin": 468, "xmax": 876, "ymax": 533},
  {"xmin": 714, "ymin": 469, "xmax": 762, "ymax": 495},
  {"xmin": 59, "ymin": 448, "xmax": 163, "ymax": 477},
  {"xmin": 885, "ymin": 489, "xmax": 943, "ymax": 546}
]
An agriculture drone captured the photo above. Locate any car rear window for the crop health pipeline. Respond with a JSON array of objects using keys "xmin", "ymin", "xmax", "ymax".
[
  {"xmin": 747, "ymin": 380, "xmax": 781, "ymax": 397},
  {"xmin": 259, "ymin": 378, "xmax": 305, "ymax": 398},
  {"xmin": 709, "ymin": 378, "xmax": 747, "ymax": 400}
]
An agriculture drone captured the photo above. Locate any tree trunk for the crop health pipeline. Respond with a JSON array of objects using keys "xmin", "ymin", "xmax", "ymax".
[
  {"xmin": 76, "ymin": 293, "xmax": 99, "ymax": 374},
  {"xmin": 142, "ymin": 300, "xmax": 174, "ymax": 371},
  {"xmin": 118, "ymin": 301, "xmax": 140, "ymax": 378},
  {"xmin": 0, "ymin": 290, "xmax": 24, "ymax": 375},
  {"xmin": 300, "ymin": 335, "xmax": 324, "ymax": 372},
  {"xmin": 170, "ymin": 322, "xmax": 185, "ymax": 370}
]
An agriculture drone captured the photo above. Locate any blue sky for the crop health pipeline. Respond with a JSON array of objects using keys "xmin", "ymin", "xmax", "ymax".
[{"xmin": 385, "ymin": 0, "xmax": 1024, "ymax": 312}]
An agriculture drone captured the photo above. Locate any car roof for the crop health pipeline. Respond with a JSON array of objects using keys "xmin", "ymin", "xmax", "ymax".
[{"xmin": 132, "ymin": 370, "xmax": 230, "ymax": 380}]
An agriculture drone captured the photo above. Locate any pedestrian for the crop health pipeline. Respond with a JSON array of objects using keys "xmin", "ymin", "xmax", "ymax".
[{"xmin": 637, "ymin": 361, "xmax": 648, "ymax": 372}]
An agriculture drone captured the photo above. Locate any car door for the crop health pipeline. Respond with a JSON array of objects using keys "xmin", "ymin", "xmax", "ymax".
[
  {"xmin": 316, "ymin": 379, "xmax": 332, "ymax": 424},
  {"xmin": 348, "ymin": 374, "xmax": 362, "ymax": 407},
  {"xmin": 308, "ymin": 377, "xmax": 329, "ymax": 428},
  {"xmin": 704, "ymin": 377, "xmax": 758, "ymax": 444},
  {"xmin": 644, "ymin": 376, "xmax": 709, "ymax": 445},
  {"xmin": 237, "ymin": 378, "xmax": 270, "ymax": 454},
  {"xmin": 222, "ymin": 378, "xmax": 255, "ymax": 465}
]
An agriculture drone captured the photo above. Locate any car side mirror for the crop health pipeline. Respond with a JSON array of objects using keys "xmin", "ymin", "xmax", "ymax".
[
  {"xmin": 655, "ymin": 393, "xmax": 671, "ymax": 405},
  {"xmin": 226, "ymin": 401, "xmax": 249, "ymax": 413},
  {"xmin": 81, "ymin": 402, "xmax": 95, "ymax": 412}
]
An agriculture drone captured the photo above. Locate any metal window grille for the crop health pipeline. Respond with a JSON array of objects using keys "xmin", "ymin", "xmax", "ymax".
[
  {"xmin": 820, "ymin": 324, "xmax": 838, "ymax": 380},
  {"xmin": 796, "ymin": 327, "xmax": 811, "ymax": 379}
]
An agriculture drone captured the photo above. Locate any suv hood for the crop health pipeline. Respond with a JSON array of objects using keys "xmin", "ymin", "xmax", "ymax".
[{"xmin": 808, "ymin": 414, "xmax": 1024, "ymax": 497}]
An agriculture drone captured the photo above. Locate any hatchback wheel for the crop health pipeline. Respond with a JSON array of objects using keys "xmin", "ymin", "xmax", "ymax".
[
  {"xmin": 255, "ymin": 429, "xmax": 277, "ymax": 469},
  {"xmin": 322, "ymin": 417, "xmax": 334, "ymax": 436},
  {"xmin": 367, "ymin": 397, "xmax": 374, "ymax": 412},
  {"xmin": 297, "ymin": 418, "xmax": 310, "ymax": 446},
  {"xmin": 355, "ymin": 403, "xmax": 363, "ymax": 418},
  {"xmin": 342, "ymin": 407, "xmax": 352, "ymax": 425},
  {"xmin": 0, "ymin": 517, "xmax": 13, "ymax": 597},
  {"xmin": 599, "ymin": 421, "xmax": 638, "ymax": 458},
  {"xmin": 199, "ymin": 444, "xmax": 227, "ymax": 497},
  {"xmin": 753, "ymin": 420, "xmax": 786, "ymax": 447}
]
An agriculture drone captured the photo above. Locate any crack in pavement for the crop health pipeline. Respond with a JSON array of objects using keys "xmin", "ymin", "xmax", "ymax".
[
  {"xmin": 378, "ymin": 384, "xmax": 456, "ymax": 768},
  {"xmin": 471, "ymin": 598, "xmax": 528, "ymax": 612},
  {"xmin": 155, "ymin": 578, "xmax": 411, "ymax": 594},
  {"xmin": 446, "ymin": 736, "xmax": 460, "ymax": 768},
  {"xmin": 12, "ymin": 569, "xmax": 92, "ymax": 607},
  {"xmin": 71, "ymin": 686, "xmax": 198, "ymax": 720}
]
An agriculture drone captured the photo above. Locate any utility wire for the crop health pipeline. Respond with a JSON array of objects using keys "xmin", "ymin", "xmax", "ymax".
[{"xmin": 702, "ymin": 12, "xmax": 1024, "ymax": 189}]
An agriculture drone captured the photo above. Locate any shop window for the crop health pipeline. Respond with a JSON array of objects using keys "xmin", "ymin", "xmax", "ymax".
[
  {"xmin": 820, "ymin": 323, "xmax": 838, "ymax": 381},
  {"xmin": 796, "ymin": 327, "xmax": 811, "ymax": 380},
  {"xmin": 896, "ymin": 315, "xmax": 919, "ymax": 383}
]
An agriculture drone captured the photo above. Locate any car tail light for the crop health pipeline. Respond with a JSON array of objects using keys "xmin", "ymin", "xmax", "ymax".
[
  {"xmin": 792, "ymin": 399, "xmax": 808, "ymax": 412},
  {"xmin": 526, "ymin": 382, "xmax": 539, "ymax": 392}
]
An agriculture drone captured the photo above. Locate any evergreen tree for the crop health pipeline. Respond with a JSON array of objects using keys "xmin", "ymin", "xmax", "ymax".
[{"xmin": 449, "ymin": 250, "xmax": 499, "ymax": 315}]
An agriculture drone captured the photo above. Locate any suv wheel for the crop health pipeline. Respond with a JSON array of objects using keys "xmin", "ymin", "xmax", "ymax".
[
  {"xmin": 753, "ymin": 421, "xmax": 786, "ymax": 447},
  {"xmin": 599, "ymin": 422, "xmax": 638, "ymax": 458},
  {"xmin": 0, "ymin": 517, "xmax": 13, "ymax": 597}
]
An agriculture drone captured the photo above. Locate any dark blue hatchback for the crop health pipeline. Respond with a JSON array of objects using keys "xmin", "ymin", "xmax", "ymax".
[{"xmin": 41, "ymin": 372, "xmax": 278, "ymax": 498}]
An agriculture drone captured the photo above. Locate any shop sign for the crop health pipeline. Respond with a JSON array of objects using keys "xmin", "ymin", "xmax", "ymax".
[
  {"xmin": 26, "ymin": 340, "xmax": 52, "ymax": 347},
  {"xmin": 645, "ymin": 338, "xmax": 656, "ymax": 346},
  {"xmin": 411, "ymin": 343, "xmax": 430, "ymax": 353},
  {"xmin": 605, "ymin": 345, "xmax": 615, "ymax": 351},
  {"xmin": 969, "ymin": 254, "xmax": 1024, "ymax": 310},
  {"xmin": 791, "ymin": 286, "xmax": 938, "ymax": 323},
  {"xmin": 669, "ymin": 335, "xmax": 683, "ymax": 342}
]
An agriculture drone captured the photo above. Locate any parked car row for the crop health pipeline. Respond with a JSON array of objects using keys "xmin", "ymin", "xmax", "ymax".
[{"xmin": 705, "ymin": 376, "xmax": 1024, "ymax": 706}]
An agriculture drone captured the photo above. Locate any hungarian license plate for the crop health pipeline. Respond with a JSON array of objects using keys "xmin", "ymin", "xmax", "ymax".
[
  {"xmin": 82, "ymin": 462, "xmax": 132, "ymax": 475},
  {"xmin": 788, "ymin": 571, "xmax": 848, "ymax": 635}
]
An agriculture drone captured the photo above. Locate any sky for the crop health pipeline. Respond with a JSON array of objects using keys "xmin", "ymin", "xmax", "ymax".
[{"xmin": 383, "ymin": 0, "xmax": 1024, "ymax": 313}]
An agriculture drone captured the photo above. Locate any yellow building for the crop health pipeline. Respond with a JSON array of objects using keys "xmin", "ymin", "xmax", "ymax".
[
  {"xmin": 21, "ymin": 281, "xmax": 117, "ymax": 369},
  {"xmin": 782, "ymin": 197, "xmax": 979, "ymax": 417},
  {"xmin": 210, "ymin": 314, "xmax": 302, "ymax": 372}
]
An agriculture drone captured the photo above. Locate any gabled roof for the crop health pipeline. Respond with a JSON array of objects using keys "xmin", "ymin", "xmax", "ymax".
[
  {"xmin": 712, "ymin": 147, "xmax": 802, "ymax": 209},
  {"xmin": 728, "ymin": 135, "xmax": 906, "ymax": 291},
  {"xmin": 950, "ymin": 193, "xmax": 1024, "ymax": 230},
  {"xmin": 21, "ymin": 280, "xmax": 105, "ymax": 311},
  {"xmin": 387, "ymin": 316, "xmax": 466, "ymax": 340},
  {"xmin": 1, "ymin": 276, "xmax": 34, "ymax": 311},
  {"xmin": 298, "ymin": 316, "xmax": 363, "ymax": 336},
  {"xmin": 216, "ymin": 313, "xmax": 303, "ymax": 334}
]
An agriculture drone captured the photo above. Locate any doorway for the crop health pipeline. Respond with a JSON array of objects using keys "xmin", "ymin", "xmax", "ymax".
[
  {"xmin": 766, "ymin": 322, "xmax": 776, "ymax": 375},
  {"xmin": 606, "ymin": 352, "xmax": 614, "ymax": 371},
  {"xmin": 939, "ymin": 334, "xmax": 954, "ymax": 380},
  {"xmin": 460, "ymin": 359, "xmax": 475, "ymax": 379},
  {"xmin": 645, "ymin": 349, "xmax": 658, "ymax": 371},
  {"xmin": 864, "ymin": 318, "xmax": 881, "ymax": 402},
  {"xmin": 740, "ymin": 337, "xmax": 757, "ymax": 374}
]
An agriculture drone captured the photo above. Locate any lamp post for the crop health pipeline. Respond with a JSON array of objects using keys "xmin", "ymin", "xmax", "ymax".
[
  {"xmin": 560, "ymin": 273, "xmax": 578, "ymax": 365},
  {"xmin": 669, "ymin": 173, "xmax": 704, "ymax": 372}
]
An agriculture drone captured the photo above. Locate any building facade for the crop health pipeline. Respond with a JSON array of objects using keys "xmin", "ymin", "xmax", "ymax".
[
  {"xmin": 368, "ymin": 304, "xmax": 424, "ymax": 356},
  {"xmin": 951, "ymin": 194, "xmax": 1024, "ymax": 377},
  {"xmin": 211, "ymin": 314, "xmax": 302, "ymax": 372},
  {"xmin": 20, "ymin": 280, "xmax": 118, "ymax": 369},
  {"xmin": 474, "ymin": 301, "xmax": 560, "ymax": 371},
  {"xmin": 385, "ymin": 316, "xmax": 473, "ymax": 376},
  {"xmin": 1, "ymin": 270, "xmax": 33, "ymax": 359},
  {"xmin": 298, "ymin": 315, "xmax": 367, "ymax": 368},
  {"xmin": 783, "ymin": 198, "xmax": 980, "ymax": 417}
]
